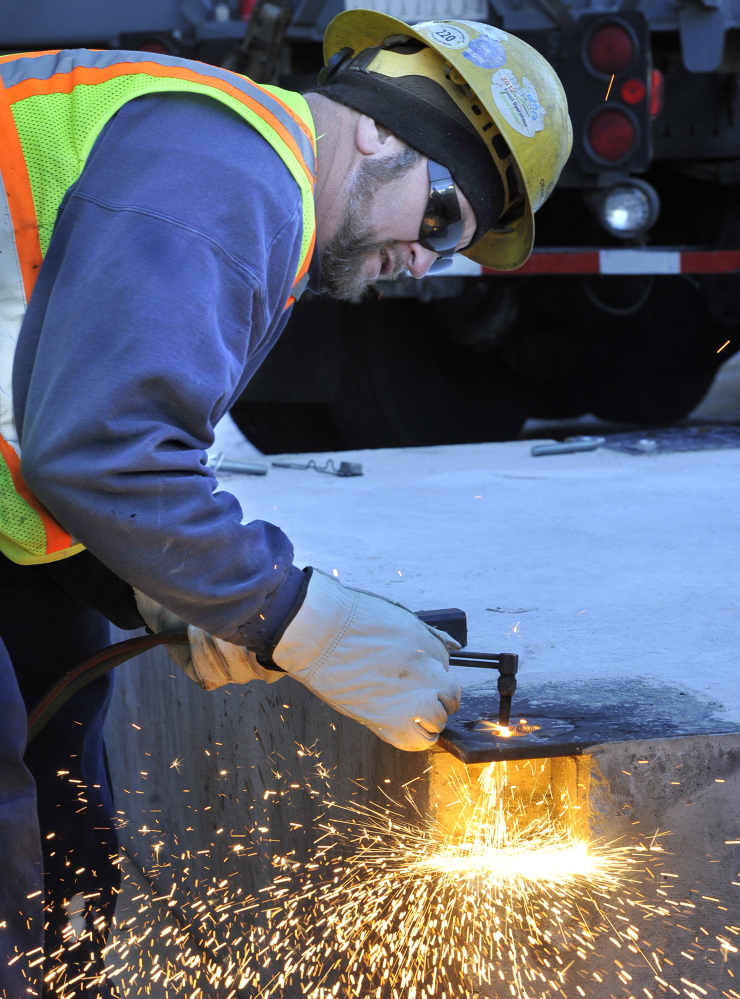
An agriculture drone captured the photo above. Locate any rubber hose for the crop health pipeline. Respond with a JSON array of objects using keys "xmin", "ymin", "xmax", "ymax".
[{"xmin": 27, "ymin": 632, "xmax": 190, "ymax": 744}]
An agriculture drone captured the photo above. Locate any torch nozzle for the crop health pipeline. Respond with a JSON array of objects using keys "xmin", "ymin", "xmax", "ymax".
[{"xmin": 498, "ymin": 694, "xmax": 513, "ymax": 728}]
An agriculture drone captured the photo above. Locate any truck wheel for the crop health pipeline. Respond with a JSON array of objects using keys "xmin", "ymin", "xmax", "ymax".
[
  {"xmin": 328, "ymin": 295, "xmax": 535, "ymax": 449},
  {"xmin": 230, "ymin": 294, "xmax": 538, "ymax": 453}
]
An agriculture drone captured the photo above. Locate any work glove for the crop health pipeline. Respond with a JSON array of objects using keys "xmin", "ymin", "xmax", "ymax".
[
  {"xmin": 270, "ymin": 568, "xmax": 461, "ymax": 751},
  {"xmin": 134, "ymin": 591, "xmax": 282, "ymax": 691}
]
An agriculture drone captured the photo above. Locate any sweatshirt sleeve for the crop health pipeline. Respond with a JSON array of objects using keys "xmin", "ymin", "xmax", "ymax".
[{"xmin": 14, "ymin": 93, "xmax": 309, "ymax": 645}]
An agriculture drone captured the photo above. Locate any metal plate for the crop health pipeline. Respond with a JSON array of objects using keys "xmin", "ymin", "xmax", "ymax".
[{"xmin": 439, "ymin": 679, "xmax": 740, "ymax": 763}]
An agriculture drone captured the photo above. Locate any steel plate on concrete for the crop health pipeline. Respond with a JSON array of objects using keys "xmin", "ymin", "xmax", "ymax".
[{"xmin": 439, "ymin": 679, "xmax": 740, "ymax": 763}]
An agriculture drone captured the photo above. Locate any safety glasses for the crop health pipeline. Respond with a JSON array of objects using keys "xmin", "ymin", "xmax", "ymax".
[{"xmin": 419, "ymin": 159, "xmax": 464, "ymax": 274}]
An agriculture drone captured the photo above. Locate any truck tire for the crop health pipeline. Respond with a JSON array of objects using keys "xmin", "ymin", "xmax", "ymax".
[{"xmin": 230, "ymin": 294, "xmax": 538, "ymax": 453}]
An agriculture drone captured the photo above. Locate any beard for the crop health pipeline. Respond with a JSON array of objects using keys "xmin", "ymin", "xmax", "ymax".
[{"xmin": 319, "ymin": 146, "xmax": 421, "ymax": 303}]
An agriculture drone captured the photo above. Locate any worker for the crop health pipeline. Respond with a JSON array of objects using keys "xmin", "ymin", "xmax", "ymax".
[{"xmin": 0, "ymin": 11, "xmax": 571, "ymax": 996}]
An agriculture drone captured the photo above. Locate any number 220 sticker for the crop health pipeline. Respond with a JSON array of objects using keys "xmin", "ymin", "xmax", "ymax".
[{"xmin": 419, "ymin": 23, "xmax": 470, "ymax": 48}]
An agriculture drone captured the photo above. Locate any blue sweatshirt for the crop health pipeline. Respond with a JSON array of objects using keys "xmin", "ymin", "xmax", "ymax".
[{"xmin": 14, "ymin": 92, "xmax": 318, "ymax": 647}]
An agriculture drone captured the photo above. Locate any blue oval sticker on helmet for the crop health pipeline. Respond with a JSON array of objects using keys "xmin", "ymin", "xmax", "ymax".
[{"xmin": 463, "ymin": 35, "xmax": 507, "ymax": 70}]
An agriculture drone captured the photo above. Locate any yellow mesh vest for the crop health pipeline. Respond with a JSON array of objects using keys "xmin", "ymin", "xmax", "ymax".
[{"xmin": 0, "ymin": 49, "xmax": 316, "ymax": 565}]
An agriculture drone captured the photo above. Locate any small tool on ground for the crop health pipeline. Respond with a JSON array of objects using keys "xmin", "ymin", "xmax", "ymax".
[
  {"xmin": 272, "ymin": 458, "xmax": 363, "ymax": 477},
  {"xmin": 208, "ymin": 453, "xmax": 268, "ymax": 475}
]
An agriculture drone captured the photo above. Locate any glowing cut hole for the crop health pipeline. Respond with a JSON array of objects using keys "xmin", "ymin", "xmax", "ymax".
[{"xmin": 473, "ymin": 720, "xmax": 542, "ymax": 736}]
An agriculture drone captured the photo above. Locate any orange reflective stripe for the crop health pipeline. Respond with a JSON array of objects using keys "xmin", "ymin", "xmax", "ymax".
[
  {"xmin": 283, "ymin": 205, "xmax": 317, "ymax": 309},
  {"xmin": 246, "ymin": 77, "xmax": 315, "ymax": 149},
  {"xmin": 0, "ymin": 79, "xmax": 42, "ymax": 300},
  {"xmin": 5, "ymin": 61, "xmax": 315, "ymax": 187},
  {"xmin": 256, "ymin": 83, "xmax": 316, "ymax": 149},
  {"xmin": 293, "ymin": 226, "xmax": 316, "ymax": 289},
  {"xmin": 0, "ymin": 436, "xmax": 74, "ymax": 555},
  {"xmin": 284, "ymin": 223, "xmax": 316, "ymax": 309}
]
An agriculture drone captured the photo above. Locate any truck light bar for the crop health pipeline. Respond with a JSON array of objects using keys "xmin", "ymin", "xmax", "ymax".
[{"xmin": 451, "ymin": 248, "xmax": 740, "ymax": 276}]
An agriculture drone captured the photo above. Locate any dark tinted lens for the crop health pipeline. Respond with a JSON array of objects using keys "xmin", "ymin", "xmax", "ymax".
[
  {"xmin": 419, "ymin": 160, "xmax": 463, "ymax": 254},
  {"xmin": 427, "ymin": 253, "xmax": 455, "ymax": 274}
]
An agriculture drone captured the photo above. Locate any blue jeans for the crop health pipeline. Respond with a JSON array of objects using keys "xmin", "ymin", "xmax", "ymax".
[
  {"xmin": 0, "ymin": 556, "xmax": 120, "ymax": 997},
  {"xmin": 0, "ymin": 636, "xmax": 44, "ymax": 998}
]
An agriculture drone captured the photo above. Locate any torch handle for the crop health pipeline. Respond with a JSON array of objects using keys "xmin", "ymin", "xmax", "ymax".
[{"xmin": 449, "ymin": 651, "xmax": 519, "ymax": 727}]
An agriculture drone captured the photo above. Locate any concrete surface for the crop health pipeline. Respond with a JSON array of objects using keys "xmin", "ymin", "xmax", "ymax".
[{"xmin": 104, "ymin": 425, "xmax": 740, "ymax": 997}]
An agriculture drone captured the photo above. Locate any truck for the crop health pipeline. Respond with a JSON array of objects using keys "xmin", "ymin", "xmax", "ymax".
[{"xmin": 4, "ymin": 0, "xmax": 740, "ymax": 451}]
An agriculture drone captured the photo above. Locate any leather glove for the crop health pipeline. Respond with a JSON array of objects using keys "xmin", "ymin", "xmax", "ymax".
[
  {"xmin": 271, "ymin": 568, "xmax": 461, "ymax": 751},
  {"xmin": 134, "ymin": 591, "xmax": 282, "ymax": 691}
]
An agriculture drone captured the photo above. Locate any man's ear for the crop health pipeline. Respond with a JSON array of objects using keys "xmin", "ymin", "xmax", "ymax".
[{"xmin": 356, "ymin": 114, "xmax": 402, "ymax": 156}]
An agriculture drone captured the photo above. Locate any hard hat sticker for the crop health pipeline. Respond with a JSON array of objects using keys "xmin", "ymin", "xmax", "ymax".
[
  {"xmin": 491, "ymin": 69, "xmax": 546, "ymax": 138},
  {"xmin": 417, "ymin": 22, "xmax": 470, "ymax": 49},
  {"xmin": 458, "ymin": 21, "xmax": 508, "ymax": 42},
  {"xmin": 463, "ymin": 35, "xmax": 506, "ymax": 69}
]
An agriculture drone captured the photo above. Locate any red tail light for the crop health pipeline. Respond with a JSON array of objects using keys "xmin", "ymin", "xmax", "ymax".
[
  {"xmin": 621, "ymin": 77, "xmax": 646, "ymax": 104},
  {"xmin": 588, "ymin": 108, "xmax": 636, "ymax": 162},
  {"xmin": 649, "ymin": 68, "xmax": 665, "ymax": 117},
  {"xmin": 587, "ymin": 23, "xmax": 634, "ymax": 75}
]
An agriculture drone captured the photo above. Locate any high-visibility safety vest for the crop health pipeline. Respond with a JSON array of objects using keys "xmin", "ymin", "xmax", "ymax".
[{"xmin": 0, "ymin": 49, "xmax": 317, "ymax": 565}]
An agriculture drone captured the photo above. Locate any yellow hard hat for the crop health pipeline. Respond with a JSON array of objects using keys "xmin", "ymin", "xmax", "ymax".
[{"xmin": 322, "ymin": 10, "xmax": 572, "ymax": 270}]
